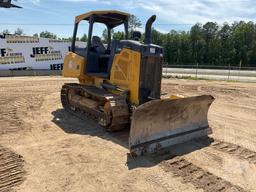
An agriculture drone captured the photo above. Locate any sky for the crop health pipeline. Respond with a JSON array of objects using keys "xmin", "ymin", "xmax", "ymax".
[{"xmin": 0, "ymin": 0, "xmax": 256, "ymax": 38}]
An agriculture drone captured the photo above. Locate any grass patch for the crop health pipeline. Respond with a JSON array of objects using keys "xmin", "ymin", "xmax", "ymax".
[{"xmin": 163, "ymin": 75, "xmax": 208, "ymax": 81}]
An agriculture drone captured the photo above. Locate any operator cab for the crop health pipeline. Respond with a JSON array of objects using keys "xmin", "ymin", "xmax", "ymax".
[{"xmin": 71, "ymin": 10, "xmax": 130, "ymax": 79}]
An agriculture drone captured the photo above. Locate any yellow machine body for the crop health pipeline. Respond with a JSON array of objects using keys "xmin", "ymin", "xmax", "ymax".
[
  {"xmin": 63, "ymin": 48, "xmax": 142, "ymax": 105},
  {"xmin": 61, "ymin": 10, "xmax": 215, "ymax": 156}
]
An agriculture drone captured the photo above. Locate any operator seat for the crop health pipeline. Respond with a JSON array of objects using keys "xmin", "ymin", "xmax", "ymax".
[{"xmin": 91, "ymin": 36, "xmax": 106, "ymax": 54}]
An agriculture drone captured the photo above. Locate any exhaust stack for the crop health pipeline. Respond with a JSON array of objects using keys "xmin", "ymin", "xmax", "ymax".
[{"xmin": 144, "ymin": 15, "xmax": 156, "ymax": 44}]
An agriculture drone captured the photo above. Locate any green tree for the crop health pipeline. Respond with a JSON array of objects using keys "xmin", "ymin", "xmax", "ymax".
[
  {"xmin": 202, "ymin": 22, "xmax": 219, "ymax": 64},
  {"xmin": 61, "ymin": 37, "xmax": 76, "ymax": 41},
  {"xmin": 14, "ymin": 28, "xmax": 24, "ymax": 35},
  {"xmin": 2, "ymin": 29, "xmax": 10, "ymax": 34},
  {"xmin": 95, "ymin": 20, "xmax": 256, "ymax": 68},
  {"xmin": 101, "ymin": 15, "xmax": 141, "ymax": 41},
  {"xmin": 113, "ymin": 31, "xmax": 125, "ymax": 40},
  {"xmin": 152, "ymin": 28, "xmax": 165, "ymax": 45},
  {"xmin": 40, "ymin": 31, "xmax": 57, "ymax": 39},
  {"xmin": 190, "ymin": 23, "xmax": 205, "ymax": 64},
  {"xmin": 102, "ymin": 28, "xmax": 114, "ymax": 43},
  {"xmin": 232, "ymin": 21, "xmax": 256, "ymax": 66},
  {"xmin": 218, "ymin": 23, "xmax": 234, "ymax": 65},
  {"xmin": 80, "ymin": 33, "xmax": 88, "ymax": 42},
  {"xmin": 128, "ymin": 15, "xmax": 142, "ymax": 32}
]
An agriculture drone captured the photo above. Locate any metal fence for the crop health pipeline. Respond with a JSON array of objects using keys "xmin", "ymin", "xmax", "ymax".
[
  {"xmin": 163, "ymin": 64, "xmax": 256, "ymax": 71},
  {"xmin": 0, "ymin": 64, "xmax": 256, "ymax": 83}
]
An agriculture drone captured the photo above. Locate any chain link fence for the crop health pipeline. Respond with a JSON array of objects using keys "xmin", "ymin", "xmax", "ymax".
[{"xmin": 0, "ymin": 64, "xmax": 256, "ymax": 83}]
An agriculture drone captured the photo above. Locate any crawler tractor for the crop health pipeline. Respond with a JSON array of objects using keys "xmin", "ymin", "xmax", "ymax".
[{"xmin": 61, "ymin": 10, "xmax": 214, "ymax": 155}]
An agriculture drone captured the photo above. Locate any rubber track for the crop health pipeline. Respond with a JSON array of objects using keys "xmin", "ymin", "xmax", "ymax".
[
  {"xmin": 0, "ymin": 145, "xmax": 25, "ymax": 192},
  {"xmin": 161, "ymin": 157, "xmax": 245, "ymax": 192}
]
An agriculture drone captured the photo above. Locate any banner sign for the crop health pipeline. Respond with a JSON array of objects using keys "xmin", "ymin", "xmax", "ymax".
[{"xmin": 0, "ymin": 34, "xmax": 86, "ymax": 70}]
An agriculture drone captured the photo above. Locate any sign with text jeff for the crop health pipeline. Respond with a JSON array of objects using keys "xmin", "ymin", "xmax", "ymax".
[{"xmin": 0, "ymin": 35, "xmax": 86, "ymax": 70}]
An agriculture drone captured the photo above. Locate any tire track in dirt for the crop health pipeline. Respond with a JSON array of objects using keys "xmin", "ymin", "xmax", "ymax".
[
  {"xmin": 196, "ymin": 138, "xmax": 256, "ymax": 165},
  {"xmin": 212, "ymin": 142, "xmax": 256, "ymax": 164},
  {"xmin": 0, "ymin": 145, "xmax": 25, "ymax": 192},
  {"xmin": 0, "ymin": 78, "xmax": 69, "ymax": 136},
  {"xmin": 0, "ymin": 95, "xmax": 45, "ymax": 135},
  {"xmin": 161, "ymin": 156, "xmax": 245, "ymax": 192},
  {"xmin": 0, "ymin": 95, "xmax": 22, "ymax": 135},
  {"xmin": 147, "ymin": 174, "xmax": 176, "ymax": 192}
]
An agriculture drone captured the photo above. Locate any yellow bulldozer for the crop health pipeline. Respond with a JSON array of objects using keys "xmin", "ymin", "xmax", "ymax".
[{"xmin": 61, "ymin": 10, "xmax": 214, "ymax": 156}]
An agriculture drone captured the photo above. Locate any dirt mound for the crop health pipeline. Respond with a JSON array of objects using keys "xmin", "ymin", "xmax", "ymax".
[{"xmin": 0, "ymin": 145, "xmax": 25, "ymax": 192}]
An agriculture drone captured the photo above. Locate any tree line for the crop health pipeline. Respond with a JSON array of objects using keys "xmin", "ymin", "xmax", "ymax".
[
  {"xmin": 103, "ymin": 21, "xmax": 256, "ymax": 68},
  {"xmin": 151, "ymin": 22, "xmax": 256, "ymax": 67},
  {"xmin": 2, "ymin": 18, "xmax": 256, "ymax": 67},
  {"xmin": 1, "ymin": 28, "xmax": 87, "ymax": 42},
  {"xmin": 1, "ymin": 15, "xmax": 140, "ymax": 42}
]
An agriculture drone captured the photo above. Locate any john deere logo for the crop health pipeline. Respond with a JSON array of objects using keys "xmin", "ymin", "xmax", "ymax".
[{"xmin": 68, "ymin": 60, "xmax": 75, "ymax": 69}]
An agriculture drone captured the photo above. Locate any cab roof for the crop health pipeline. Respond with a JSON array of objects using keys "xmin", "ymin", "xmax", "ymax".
[{"xmin": 75, "ymin": 10, "xmax": 130, "ymax": 28}]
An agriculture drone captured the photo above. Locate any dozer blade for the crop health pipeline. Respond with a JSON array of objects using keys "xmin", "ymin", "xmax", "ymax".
[{"xmin": 129, "ymin": 95, "xmax": 214, "ymax": 156}]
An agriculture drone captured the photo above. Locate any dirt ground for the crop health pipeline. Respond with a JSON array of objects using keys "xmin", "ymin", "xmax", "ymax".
[{"xmin": 0, "ymin": 76, "xmax": 256, "ymax": 192}]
